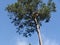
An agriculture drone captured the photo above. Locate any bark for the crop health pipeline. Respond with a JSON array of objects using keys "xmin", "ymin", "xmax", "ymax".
[{"xmin": 34, "ymin": 18, "xmax": 42, "ymax": 45}]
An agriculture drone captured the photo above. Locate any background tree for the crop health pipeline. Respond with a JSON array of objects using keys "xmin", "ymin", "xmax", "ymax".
[
  {"xmin": 6, "ymin": 0, "xmax": 56, "ymax": 45},
  {"xmin": 29, "ymin": 43, "xmax": 31, "ymax": 45}
]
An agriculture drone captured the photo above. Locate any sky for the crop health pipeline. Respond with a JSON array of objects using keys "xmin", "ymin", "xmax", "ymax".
[{"xmin": 0, "ymin": 0, "xmax": 60, "ymax": 45}]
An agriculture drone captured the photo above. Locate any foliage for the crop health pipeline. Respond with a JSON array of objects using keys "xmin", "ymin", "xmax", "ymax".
[
  {"xmin": 29, "ymin": 43, "xmax": 31, "ymax": 45},
  {"xmin": 6, "ymin": 0, "xmax": 56, "ymax": 37}
]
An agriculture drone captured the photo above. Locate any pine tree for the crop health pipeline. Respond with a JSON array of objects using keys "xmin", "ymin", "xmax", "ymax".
[{"xmin": 6, "ymin": 0, "xmax": 56, "ymax": 45}]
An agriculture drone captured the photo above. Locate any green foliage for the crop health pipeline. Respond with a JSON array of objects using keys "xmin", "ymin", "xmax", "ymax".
[{"xmin": 6, "ymin": 0, "xmax": 56, "ymax": 37}]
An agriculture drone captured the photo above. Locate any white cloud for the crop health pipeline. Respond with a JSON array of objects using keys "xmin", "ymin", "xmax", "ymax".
[
  {"xmin": 16, "ymin": 35, "xmax": 59, "ymax": 45},
  {"xmin": 17, "ymin": 41, "xmax": 28, "ymax": 45},
  {"xmin": 43, "ymin": 38, "xmax": 59, "ymax": 45},
  {"xmin": 42, "ymin": 35, "xmax": 59, "ymax": 45},
  {"xmin": 16, "ymin": 37, "xmax": 28, "ymax": 45}
]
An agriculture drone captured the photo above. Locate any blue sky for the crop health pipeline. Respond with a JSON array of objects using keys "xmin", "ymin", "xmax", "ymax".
[{"xmin": 0, "ymin": 0, "xmax": 60, "ymax": 45}]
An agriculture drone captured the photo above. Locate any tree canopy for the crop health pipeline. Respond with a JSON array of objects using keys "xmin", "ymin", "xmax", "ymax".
[{"xmin": 6, "ymin": 0, "xmax": 56, "ymax": 37}]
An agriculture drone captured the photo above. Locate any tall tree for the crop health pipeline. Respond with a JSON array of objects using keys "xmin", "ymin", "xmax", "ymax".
[{"xmin": 6, "ymin": 0, "xmax": 56, "ymax": 45}]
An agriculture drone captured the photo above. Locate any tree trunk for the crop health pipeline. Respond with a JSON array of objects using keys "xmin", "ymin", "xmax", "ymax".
[{"xmin": 34, "ymin": 18, "xmax": 42, "ymax": 45}]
